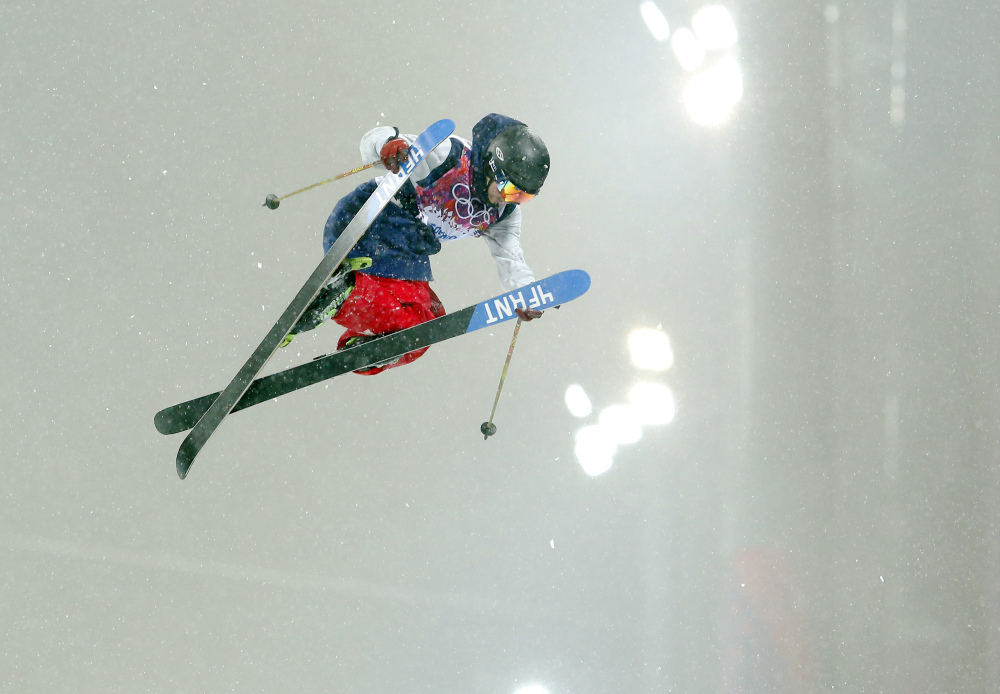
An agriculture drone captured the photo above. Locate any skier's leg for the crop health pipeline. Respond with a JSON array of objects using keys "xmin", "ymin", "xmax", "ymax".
[
  {"xmin": 279, "ymin": 257, "xmax": 372, "ymax": 348},
  {"xmin": 334, "ymin": 273, "xmax": 446, "ymax": 375}
]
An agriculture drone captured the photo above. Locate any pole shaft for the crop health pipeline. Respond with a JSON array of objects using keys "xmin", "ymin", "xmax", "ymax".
[
  {"xmin": 276, "ymin": 161, "xmax": 378, "ymax": 201},
  {"xmin": 486, "ymin": 318, "xmax": 523, "ymax": 429}
]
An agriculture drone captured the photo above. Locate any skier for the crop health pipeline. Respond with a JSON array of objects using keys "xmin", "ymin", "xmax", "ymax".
[{"xmin": 280, "ymin": 113, "xmax": 551, "ymax": 375}]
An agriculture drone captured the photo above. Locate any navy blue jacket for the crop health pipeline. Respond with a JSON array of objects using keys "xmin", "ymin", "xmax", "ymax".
[
  {"xmin": 323, "ymin": 179, "xmax": 441, "ymax": 281},
  {"xmin": 323, "ymin": 114, "xmax": 525, "ymax": 282}
]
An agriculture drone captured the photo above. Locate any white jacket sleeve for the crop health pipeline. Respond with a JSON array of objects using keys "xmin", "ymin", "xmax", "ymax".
[
  {"xmin": 481, "ymin": 205, "xmax": 535, "ymax": 292},
  {"xmin": 359, "ymin": 126, "xmax": 452, "ymax": 182}
]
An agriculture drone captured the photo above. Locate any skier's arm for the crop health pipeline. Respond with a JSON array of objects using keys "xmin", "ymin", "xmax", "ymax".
[
  {"xmin": 482, "ymin": 205, "xmax": 538, "ymax": 294},
  {"xmin": 359, "ymin": 126, "xmax": 451, "ymax": 181},
  {"xmin": 482, "ymin": 208, "xmax": 542, "ymax": 320}
]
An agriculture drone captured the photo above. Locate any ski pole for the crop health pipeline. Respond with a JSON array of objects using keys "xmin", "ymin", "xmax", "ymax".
[
  {"xmin": 263, "ymin": 161, "xmax": 378, "ymax": 209},
  {"xmin": 481, "ymin": 317, "xmax": 523, "ymax": 440}
]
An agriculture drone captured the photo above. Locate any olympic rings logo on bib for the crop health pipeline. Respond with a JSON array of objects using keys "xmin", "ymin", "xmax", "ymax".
[{"xmin": 451, "ymin": 183, "xmax": 493, "ymax": 229}]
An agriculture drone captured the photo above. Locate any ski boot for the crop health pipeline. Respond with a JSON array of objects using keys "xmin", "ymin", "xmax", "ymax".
[{"xmin": 279, "ymin": 257, "xmax": 372, "ymax": 348}]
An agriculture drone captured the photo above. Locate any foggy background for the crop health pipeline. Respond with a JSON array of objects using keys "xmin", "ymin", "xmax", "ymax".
[{"xmin": 3, "ymin": 0, "xmax": 999, "ymax": 692}]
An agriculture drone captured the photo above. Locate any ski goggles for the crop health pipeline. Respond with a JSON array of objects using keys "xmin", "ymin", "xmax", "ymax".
[{"xmin": 489, "ymin": 157, "xmax": 536, "ymax": 204}]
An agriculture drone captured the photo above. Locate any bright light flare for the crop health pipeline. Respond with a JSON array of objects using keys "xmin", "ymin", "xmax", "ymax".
[
  {"xmin": 640, "ymin": 1, "xmax": 671, "ymax": 41},
  {"xmin": 514, "ymin": 687, "xmax": 551, "ymax": 694},
  {"xmin": 599, "ymin": 405, "xmax": 644, "ymax": 445},
  {"xmin": 670, "ymin": 27, "xmax": 705, "ymax": 71},
  {"xmin": 628, "ymin": 328, "xmax": 674, "ymax": 371},
  {"xmin": 683, "ymin": 55, "xmax": 744, "ymax": 127},
  {"xmin": 575, "ymin": 426, "xmax": 617, "ymax": 477},
  {"xmin": 691, "ymin": 5, "xmax": 738, "ymax": 50},
  {"xmin": 629, "ymin": 382, "xmax": 676, "ymax": 426},
  {"xmin": 564, "ymin": 384, "xmax": 593, "ymax": 418}
]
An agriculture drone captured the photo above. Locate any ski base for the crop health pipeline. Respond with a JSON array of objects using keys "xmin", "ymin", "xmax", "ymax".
[{"xmin": 155, "ymin": 269, "xmax": 591, "ymax": 436}]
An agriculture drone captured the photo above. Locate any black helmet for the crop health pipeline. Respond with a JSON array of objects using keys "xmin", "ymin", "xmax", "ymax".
[{"xmin": 487, "ymin": 125, "xmax": 550, "ymax": 194}]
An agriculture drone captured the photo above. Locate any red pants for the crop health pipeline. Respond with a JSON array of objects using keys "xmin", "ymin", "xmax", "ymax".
[{"xmin": 333, "ymin": 272, "xmax": 445, "ymax": 375}]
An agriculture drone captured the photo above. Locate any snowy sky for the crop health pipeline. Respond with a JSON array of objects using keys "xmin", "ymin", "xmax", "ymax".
[{"xmin": 4, "ymin": 0, "xmax": 998, "ymax": 692}]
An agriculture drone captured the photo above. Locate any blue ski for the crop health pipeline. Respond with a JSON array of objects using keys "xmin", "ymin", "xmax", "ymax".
[
  {"xmin": 155, "ymin": 269, "xmax": 591, "ymax": 437},
  {"xmin": 173, "ymin": 119, "xmax": 456, "ymax": 479}
]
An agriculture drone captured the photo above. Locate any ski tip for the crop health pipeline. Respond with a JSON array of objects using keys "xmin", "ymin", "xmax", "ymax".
[
  {"xmin": 154, "ymin": 408, "xmax": 184, "ymax": 436},
  {"xmin": 176, "ymin": 444, "xmax": 196, "ymax": 480},
  {"xmin": 570, "ymin": 268, "xmax": 592, "ymax": 292},
  {"xmin": 153, "ymin": 410, "xmax": 171, "ymax": 435},
  {"xmin": 432, "ymin": 118, "xmax": 456, "ymax": 133}
]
